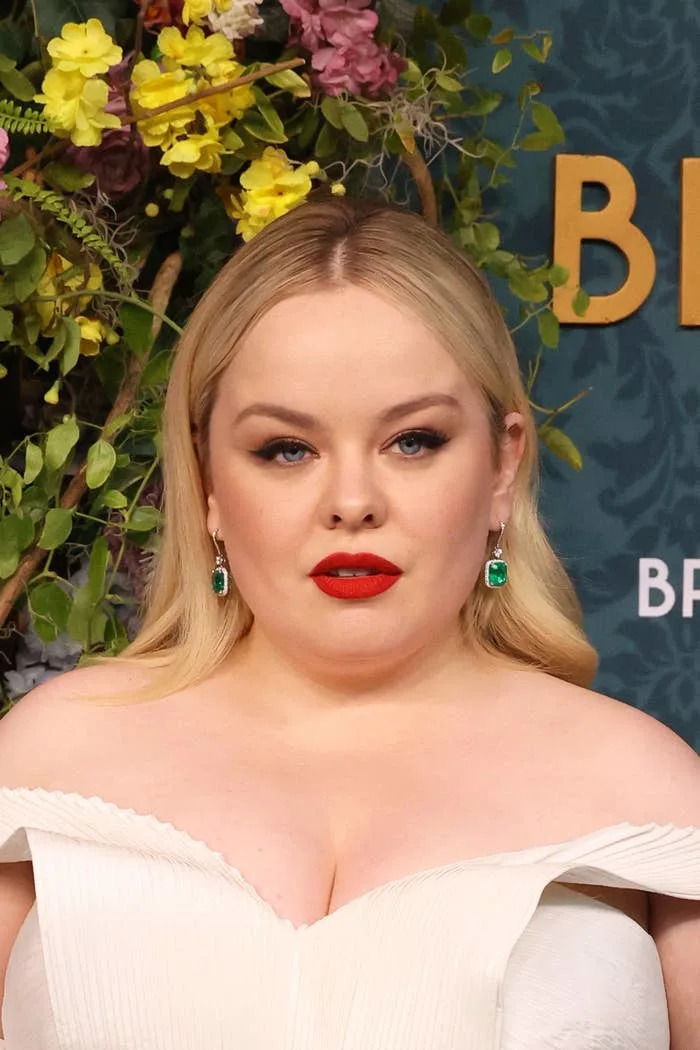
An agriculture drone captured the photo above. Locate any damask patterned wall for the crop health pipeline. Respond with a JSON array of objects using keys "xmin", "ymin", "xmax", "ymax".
[{"xmin": 485, "ymin": 1, "xmax": 699, "ymax": 747}]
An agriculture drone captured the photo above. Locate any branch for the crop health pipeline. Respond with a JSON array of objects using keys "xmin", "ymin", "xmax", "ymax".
[
  {"xmin": 121, "ymin": 58, "xmax": 307, "ymax": 127},
  {"xmin": 0, "ymin": 250, "xmax": 183, "ymax": 630},
  {"xmin": 400, "ymin": 146, "xmax": 437, "ymax": 226}
]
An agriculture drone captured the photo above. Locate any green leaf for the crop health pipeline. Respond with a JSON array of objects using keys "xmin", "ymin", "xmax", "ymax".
[
  {"xmin": 0, "ymin": 548, "xmax": 18, "ymax": 578},
  {"xmin": 102, "ymin": 489, "xmax": 128, "ymax": 509},
  {"xmin": 531, "ymin": 101, "xmax": 564, "ymax": 142},
  {"xmin": 508, "ymin": 274, "xmax": 549, "ymax": 302},
  {"xmin": 463, "ymin": 89, "xmax": 502, "ymax": 116},
  {"xmin": 314, "ymin": 121, "xmax": 337, "ymax": 159},
  {"xmin": 60, "ymin": 317, "xmax": 81, "ymax": 375},
  {"xmin": 9, "ymin": 243, "xmax": 46, "ymax": 301},
  {"xmin": 320, "ymin": 95, "xmax": 343, "ymax": 130},
  {"xmin": 436, "ymin": 26, "xmax": 466, "ymax": 66},
  {"xmin": 340, "ymin": 104, "xmax": 369, "ymax": 142},
  {"xmin": 23, "ymin": 441, "xmax": 43, "ymax": 484},
  {"xmin": 0, "ymin": 66, "xmax": 35, "ymax": 101},
  {"xmin": 435, "ymin": 72, "xmax": 462, "ymax": 92},
  {"xmin": 87, "ymin": 534, "xmax": 110, "ymax": 604},
  {"xmin": 297, "ymin": 106, "xmax": 319, "ymax": 149},
  {"xmin": 0, "ymin": 512, "xmax": 33, "ymax": 557},
  {"xmin": 252, "ymin": 85, "xmax": 286, "ymax": 137},
  {"xmin": 240, "ymin": 112, "xmax": 288, "ymax": 143},
  {"xmin": 537, "ymin": 309, "xmax": 560, "ymax": 348},
  {"xmin": 0, "ymin": 306, "xmax": 12, "ymax": 341},
  {"xmin": 539, "ymin": 425, "xmax": 583, "ymax": 470},
  {"xmin": 127, "ymin": 505, "xmax": 162, "ymax": 532},
  {"xmin": 37, "ymin": 507, "xmax": 74, "ymax": 550},
  {"xmin": 0, "ymin": 22, "xmax": 31, "ymax": 63},
  {"xmin": 548, "ymin": 262, "xmax": 569, "ymax": 287},
  {"xmin": 0, "ymin": 212, "xmax": 35, "ymax": 266},
  {"xmin": 85, "ymin": 439, "xmax": 116, "ymax": 490},
  {"xmin": 519, "ymin": 131, "xmax": 555, "ymax": 151},
  {"xmin": 44, "ymin": 416, "xmax": 80, "ymax": 471},
  {"xmin": 473, "ymin": 221, "xmax": 500, "ymax": 254},
  {"xmin": 466, "ymin": 13, "xmax": 491, "ymax": 38},
  {"xmin": 35, "ymin": 0, "xmax": 121, "ymax": 38},
  {"xmin": 66, "ymin": 582, "xmax": 95, "ymax": 647},
  {"xmin": 572, "ymin": 287, "xmax": 590, "ymax": 317},
  {"xmin": 43, "ymin": 161, "xmax": 96, "ymax": 192},
  {"xmin": 263, "ymin": 68, "xmax": 310, "ymax": 97},
  {"xmin": 29, "ymin": 580, "xmax": 72, "ymax": 641},
  {"xmin": 0, "ymin": 464, "xmax": 22, "ymax": 506},
  {"xmin": 119, "ymin": 302, "xmax": 153, "ymax": 355},
  {"xmin": 491, "ymin": 26, "xmax": 515, "ymax": 45},
  {"xmin": 521, "ymin": 38, "xmax": 545, "ymax": 63},
  {"xmin": 491, "ymin": 48, "xmax": 512, "ymax": 73}
]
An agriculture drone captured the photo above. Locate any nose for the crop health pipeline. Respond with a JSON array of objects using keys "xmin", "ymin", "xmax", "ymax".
[{"xmin": 321, "ymin": 452, "xmax": 386, "ymax": 529}]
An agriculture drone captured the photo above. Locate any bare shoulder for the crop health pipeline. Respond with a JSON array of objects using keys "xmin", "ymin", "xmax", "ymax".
[
  {"xmin": 0, "ymin": 662, "xmax": 153, "ymax": 786},
  {"xmin": 520, "ymin": 669, "xmax": 700, "ymax": 827}
]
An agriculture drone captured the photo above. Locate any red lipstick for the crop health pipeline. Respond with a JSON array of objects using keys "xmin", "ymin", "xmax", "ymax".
[{"xmin": 309, "ymin": 551, "xmax": 402, "ymax": 600}]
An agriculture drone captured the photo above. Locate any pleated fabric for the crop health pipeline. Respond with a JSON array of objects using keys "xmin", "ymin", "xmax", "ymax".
[{"xmin": 0, "ymin": 785, "xmax": 698, "ymax": 1050}]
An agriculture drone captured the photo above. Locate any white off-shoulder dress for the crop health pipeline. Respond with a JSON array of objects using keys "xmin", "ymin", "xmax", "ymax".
[{"xmin": 0, "ymin": 786, "xmax": 699, "ymax": 1049}]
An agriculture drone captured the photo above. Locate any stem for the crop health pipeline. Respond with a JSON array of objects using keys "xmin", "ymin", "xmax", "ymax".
[
  {"xmin": 7, "ymin": 139, "xmax": 62, "ymax": 180},
  {"xmin": 121, "ymin": 58, "xmax": 306, "ymax": 128},
  {"xmin": 27, "ymin": 290, "xmax": 184, "ymax": 337},
  {"xmin": 103, "ymin": 453, "xmax": 160, "ymax": 598},
  {"xmin": 537, "ymin": 386, "xmax": 592, "ymax": 428},
  {"xmin": 400, "ymin": 146, "xmax": 437, "ymax": 226},
  {"xmin": 0, "ymin": 251, "xmax": 183, "ymax": 630}
]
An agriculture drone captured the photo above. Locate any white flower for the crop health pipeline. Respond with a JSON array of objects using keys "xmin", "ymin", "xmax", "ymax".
[{"xmin": 208, "ymin": 0, "xmax": 264, "ymax": 40}]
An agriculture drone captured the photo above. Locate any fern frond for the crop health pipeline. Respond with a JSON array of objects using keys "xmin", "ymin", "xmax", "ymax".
[
  {"xmin": 5, "ymin": 176, "xmax": 132, "ymax": 283},
  {"xmin": 0, "ymin": 100, "xmax": 49, "ymax": 135}
]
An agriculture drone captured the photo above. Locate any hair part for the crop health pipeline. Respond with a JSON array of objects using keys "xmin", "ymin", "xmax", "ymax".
[{"xmin": 83, "ymin": 197, "xmax": 597, "ymax": 704}]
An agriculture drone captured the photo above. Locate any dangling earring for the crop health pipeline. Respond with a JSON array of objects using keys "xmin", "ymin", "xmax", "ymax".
[
  {"xmin": 485, "ymin": 521, "xmax": 508, "ymax": 588},
  {"xmin": 210, "ymin": 528, "xmax": 230, "ymax": 597}
]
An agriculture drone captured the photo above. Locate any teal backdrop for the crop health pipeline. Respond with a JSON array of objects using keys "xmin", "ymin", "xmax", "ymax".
[{"xmin": 453, "ymin": 1, "xmax": 699, "ymax": 747}]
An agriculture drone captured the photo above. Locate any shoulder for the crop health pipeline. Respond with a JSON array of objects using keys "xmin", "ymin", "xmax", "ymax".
[
  {"xmin": 0, "ymin": 662, "xmax": 153, "ymax": 787},
  {"xmin": 522, "ymin": 670, "xmax": 700, "ymax": 827}
]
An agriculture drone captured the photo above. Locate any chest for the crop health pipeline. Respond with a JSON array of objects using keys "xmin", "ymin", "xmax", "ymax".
[{"xmin": 42, "ymin": 703, "xmax": 648, "ymax": 930}]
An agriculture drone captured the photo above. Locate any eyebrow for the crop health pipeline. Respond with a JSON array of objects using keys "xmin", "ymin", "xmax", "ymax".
[{"xmin": 233, "ymin": 393, "xmax": 463, "ymax": 429}]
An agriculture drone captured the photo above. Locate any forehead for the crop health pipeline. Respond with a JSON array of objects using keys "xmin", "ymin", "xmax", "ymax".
[{"xmin": 215, "ymin": 285, "xmax": 481, "ymax": 410}]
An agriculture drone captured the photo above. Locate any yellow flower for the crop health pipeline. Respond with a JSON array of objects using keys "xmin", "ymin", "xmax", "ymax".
[
  {"xmin": 331, "ymin": 182, "xmax": 346, "ymax": 196},
  {"xmin": 197, "ymin": 71, "xmax": 254, "ymax": 127},
  {"xmin": 34, "ymin": 253, "xmax": 104, "ymax": 330},
  {"xmin": 130, "ymin": 60, "xmax": 195, "ymax": 147},
  {"xmin": 182, "ymin": 0, "xmax": 213, "ymax": 25},
  {"xmin": 223, "ymin": 148, "xmax": 320, "ymax": 241},
  {"xmin": 76, "ymin": 315, "xmax": 110, "ymax": 356},
  {"xmin": 161, "ymin": 126, "xmax": 224, "ymax": 178},
  {"xmin": 35, "ymin": 68, "xmax": 122, "ymax": 146},
  {"xmin": 159, "ymin": 25, "xmax": 235, "ymax": 77},
  {"xmin": 47, "ymin": 19, "xmax": 122, "ymax": 78}
]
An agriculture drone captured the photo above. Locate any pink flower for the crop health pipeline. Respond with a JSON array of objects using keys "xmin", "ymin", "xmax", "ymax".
[
  {"xmin": 312, "ymin": 39, "xmax": 405, "ymax": 97},
  {"xmin": 0, "ymin": 129, "xmax": 10, "ymax": 190},
  {"xmin": 279, "ymin": 0, "xmax": 324, "ymax": 50},
  {"xmin": 318, "ymin": 0, "xmax": 377, "ymax": 48}
]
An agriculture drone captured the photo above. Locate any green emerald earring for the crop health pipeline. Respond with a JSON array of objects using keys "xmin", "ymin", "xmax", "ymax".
[
  {"xmin": 210, "ymin": 528, "xmax": 230, "ymax": 597},
  {"xmin": 485, "ymin": 521, "xmax": 508, "ymax": 588}
]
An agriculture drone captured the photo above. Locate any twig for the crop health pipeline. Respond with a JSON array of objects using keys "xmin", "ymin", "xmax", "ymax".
[
  {"xmin": 0, "ymin": 251, "xmax": 183, "ymax": 630},
  {"xmin": 399, "ymin": 146, "xmax": 437, "ymax": 226},
  {"xmin": 121, "ymin": 58, "xmax": 306, "ymax": 127}
]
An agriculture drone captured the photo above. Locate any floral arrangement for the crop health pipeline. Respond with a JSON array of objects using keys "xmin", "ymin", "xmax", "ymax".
[{"xmin": 0, "ymin": 0, "xmax": 588, "ymax": 705}]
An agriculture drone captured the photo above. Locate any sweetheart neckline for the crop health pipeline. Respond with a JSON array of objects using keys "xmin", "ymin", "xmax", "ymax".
[{"xmin": 0, "ymin": 784, "xmax": 694, "ymax": 933}]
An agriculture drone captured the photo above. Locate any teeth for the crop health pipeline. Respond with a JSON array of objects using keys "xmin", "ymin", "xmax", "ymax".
[{"xmin": 327, "ymin": 568, "xmax": 379, "ymax": 577}]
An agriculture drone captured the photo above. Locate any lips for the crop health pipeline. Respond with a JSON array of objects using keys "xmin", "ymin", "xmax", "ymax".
[{"xmin": 309, "ymin": 551, "xmax": 402, "ymax": 576}]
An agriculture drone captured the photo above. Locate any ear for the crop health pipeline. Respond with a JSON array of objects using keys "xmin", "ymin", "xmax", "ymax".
[
  {"xmin": 490, "ymin": 412, "xmax": 526, "ymax": 529},
  {"xmin": 206, "ymin": 491, "xmax": 222, "ymax": 539}
]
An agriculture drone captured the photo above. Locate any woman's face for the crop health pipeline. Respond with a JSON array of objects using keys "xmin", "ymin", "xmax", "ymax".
[{"xmin": 205, "ymin": 284, "xmax": 524, "ymax": 685}]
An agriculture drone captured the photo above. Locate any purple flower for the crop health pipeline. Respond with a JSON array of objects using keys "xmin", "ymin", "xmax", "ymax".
[
  {"xmin": 279, "ymin": 0, "xmax": 324, "ymax": 50},
  {"xmin": 318, "ymin": 0, "xmax": 378, "ymax": 48},
  {"xmin": 0, "ymin": 128, "xmax": 10, "ymax": 190}
]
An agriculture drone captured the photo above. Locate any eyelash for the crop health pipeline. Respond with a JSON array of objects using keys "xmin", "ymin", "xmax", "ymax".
[{"xmin": 250, "ymin": 428, "xmax": 450, "ymax": 466}]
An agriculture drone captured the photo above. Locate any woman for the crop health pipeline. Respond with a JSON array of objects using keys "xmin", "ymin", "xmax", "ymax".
[{"xmin": 0, "ymin": 197, "xmax": 698, "ymax": 1049}]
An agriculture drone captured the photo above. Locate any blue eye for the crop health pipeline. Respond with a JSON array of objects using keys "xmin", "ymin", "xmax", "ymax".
[{"xmin": 251, "ymin": 428, "xmax": 450, "ymax": 466}]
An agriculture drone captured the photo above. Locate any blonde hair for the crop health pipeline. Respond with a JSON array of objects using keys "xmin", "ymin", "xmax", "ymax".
[{"xmin": 86, "ymin": 196, "xmax": 597, "ymax": 703}]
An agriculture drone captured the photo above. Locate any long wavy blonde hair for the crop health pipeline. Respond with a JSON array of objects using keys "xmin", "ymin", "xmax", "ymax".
[{"xmin": 86, "ymin": 196, "xmax": 597, "ymax": 703}]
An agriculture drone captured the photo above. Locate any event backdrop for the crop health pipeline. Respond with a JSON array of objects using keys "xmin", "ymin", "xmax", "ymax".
[{"xmin": 468, "ymin": 1, "xmax": 699, "ymax": 747}]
